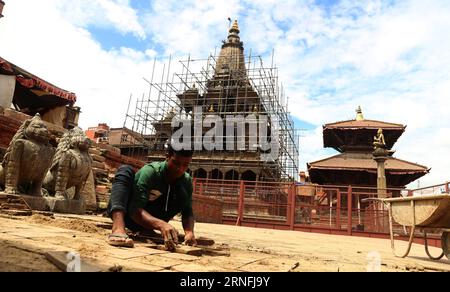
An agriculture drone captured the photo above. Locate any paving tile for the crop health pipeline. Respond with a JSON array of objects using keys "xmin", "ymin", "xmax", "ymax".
[
  {"xmin": 238, "ymin": 257, "xmax": 301, "ymax": 272},
  {"xmin": 171, "ymin": 263, "xmax": 230, "ymax": 272},
  {"xmin": 130, "ymin": 255, "xmax": 185, "ymax": 269},
  {"xmin": 106, "ymin": 248, "xmax": 154, "ymax": 260},
  {"xmin": 157, "ymin": 251, "xmax": 201, "ymax": 262}
]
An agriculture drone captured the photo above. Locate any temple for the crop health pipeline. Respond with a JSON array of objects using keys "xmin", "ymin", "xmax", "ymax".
[
  {"xmin": 111, "ymin": 20, "xmax": 300, "ymax": 182},
  {"xmin": 307, "ymin": 106, "xmax": 429, "ymax": 188}
]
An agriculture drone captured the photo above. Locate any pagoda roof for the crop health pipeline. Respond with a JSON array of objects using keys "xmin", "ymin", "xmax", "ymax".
[
  {"xmin": 324, "ymin": 119, "xmax": 405, "ymax": 130},
  {"xmin": 0, "ymin": 56, "xmax": 77, "ymax": 103},
  {"xmin": 307, "ymin": 152, "xmax": 429, "ymax": 187},
  {"xmin": 323, "ymin": 119, "xmax": 406, "ymax": 151},
  {"xmin": 308, "ymin": 152, "xmax": 429, "ymax": 174}
]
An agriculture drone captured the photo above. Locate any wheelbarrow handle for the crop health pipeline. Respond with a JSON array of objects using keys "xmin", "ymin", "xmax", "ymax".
[{"xmin": 361, "ymin": 198, "xmax": 386, "ymax": 203}]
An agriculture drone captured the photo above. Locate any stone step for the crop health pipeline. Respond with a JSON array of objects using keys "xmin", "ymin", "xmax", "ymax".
[{"xmin": 0, "ymin": 203, "xmax": 30, "ymax": 210}]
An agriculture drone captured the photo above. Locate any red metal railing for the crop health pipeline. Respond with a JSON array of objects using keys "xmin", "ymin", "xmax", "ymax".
[{"xmin": 192, "ymin": 178, "xmax": 449, "ymax": 247}]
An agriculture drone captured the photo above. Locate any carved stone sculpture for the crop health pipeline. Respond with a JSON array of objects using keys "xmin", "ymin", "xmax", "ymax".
[
  {"xmin": 43, "ymin": 127, "xmax": 92, "ymax": 200},
  {"xmin": 373, "ymin": 128, "xmax": 386, "ymax": 150},
  {"xmin": 0, "ymin": 114, "xmax": 55, "ymax": 196}
]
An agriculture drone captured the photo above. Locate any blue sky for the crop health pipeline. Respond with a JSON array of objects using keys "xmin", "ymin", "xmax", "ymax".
[{"xmin": 1, "ymin": 0, "xmax": 450, "ymax": 187}]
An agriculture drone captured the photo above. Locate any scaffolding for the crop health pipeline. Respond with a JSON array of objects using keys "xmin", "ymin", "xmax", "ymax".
[{"xmin": 119, "ymin": 51, "xmax": 300, "ymax": 182}]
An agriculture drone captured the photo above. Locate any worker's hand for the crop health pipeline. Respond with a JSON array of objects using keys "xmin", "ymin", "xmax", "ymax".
[
  {"xmin": 184, "ymin": 231, "xmax": 197, "ymax": 246},
  {"xmin": 159, "ymin": 222, "xmax": 178, "ymax": 251}
]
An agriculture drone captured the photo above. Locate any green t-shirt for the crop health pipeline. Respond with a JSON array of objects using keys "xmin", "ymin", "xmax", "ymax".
[{"xmin": 128, "ymin": 161, "xmax": 193, "ymax": 222}]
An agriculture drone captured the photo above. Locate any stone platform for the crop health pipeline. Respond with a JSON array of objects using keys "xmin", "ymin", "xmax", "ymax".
[{"xmin": 0, "ymin": 192, "xmax": 86, "ymax": 215}]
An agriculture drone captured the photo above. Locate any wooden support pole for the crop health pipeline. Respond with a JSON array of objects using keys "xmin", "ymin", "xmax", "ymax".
[
  {"xmin": 289, "ymin": 183, "xmax": 296, "ymax": 230},
  {"xmin": 199, "ymin": 182, "xmax": 204, "ymax": 197},
  {"xmin": 237, "ymin": 180, "xmax": 245, "ymax": 226},
  {"xmin": 347, "ymin": 186, "xmax": 352, "ymax": 236},
  {"xmin": 336, "ymin": 189, "xmax": 341, "ymax": 229}
]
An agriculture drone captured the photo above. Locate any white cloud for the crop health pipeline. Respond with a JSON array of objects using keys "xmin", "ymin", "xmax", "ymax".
[
  {"xmin": 261, "ymin": 0, "xmax": 450, "ymax": 188},
  {"xmin": 56, "ymin": 0, "xmax": 146, "ymax": 39},
  {"xmin": 142, "ymin": 0, "xmax": 242, "ymax": 57},
  {"xmin": 0, "ymin": 0, "xmax": 152, "ymax": 130}
]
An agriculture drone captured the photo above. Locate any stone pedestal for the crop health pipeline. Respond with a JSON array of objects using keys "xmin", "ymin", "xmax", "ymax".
[
  {"xmin": 46, "ymin": 197, "xmax": 86, "ymax": 215},
  {"xmin": 373, "ymin": 148, "xmax": 388, "ymax": 199},
  {"xmin": 11, "ymin": 194, "xmax": 86, "ymax": 215},
  {"xmin": 372, "ymin": 146, "xmax": 392, "ymax": 231}
]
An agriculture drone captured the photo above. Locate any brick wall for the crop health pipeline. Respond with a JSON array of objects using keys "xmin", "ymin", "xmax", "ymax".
[
  {"xmin": 0, "ymin": 110, "xmax": 66, "ymax": 149},
  {"xmin": 0, "ymin": 115, "xmax": 22, "ymax": 148},
  {"xmin": 101, "ymin": 147, "xmax": 145, "ymax": 171},
  {"xmin": 192, "ymin": 195, "xmax": 223, "ymax": 224}
]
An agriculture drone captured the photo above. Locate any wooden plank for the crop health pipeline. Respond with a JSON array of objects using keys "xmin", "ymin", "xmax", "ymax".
[{"xmin": 45, "ymin": 251, "xmax": 103, "ymax": 272}]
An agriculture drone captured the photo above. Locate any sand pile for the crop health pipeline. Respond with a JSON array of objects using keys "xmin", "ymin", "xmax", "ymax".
[{"xmin": 25, "ymin": 214, "xmax": 108, "ymax": 235}]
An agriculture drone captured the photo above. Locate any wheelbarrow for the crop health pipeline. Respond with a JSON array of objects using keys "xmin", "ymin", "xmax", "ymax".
[{"xmin": 363, "ymin": 194, "xmax": 450, "ymax": 260}]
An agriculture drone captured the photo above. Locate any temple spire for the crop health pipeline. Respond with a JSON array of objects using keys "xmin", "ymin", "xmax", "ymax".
[
  {"xmin": 356, "ymin": 106, "xmax": 364, "ymax": 121},
  {"xmin": 214, "ymin": 18, "xmax": 246, "ymax": 77}
]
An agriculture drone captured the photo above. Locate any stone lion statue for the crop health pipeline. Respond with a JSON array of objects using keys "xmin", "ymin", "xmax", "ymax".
[
  {"xmin": 43, "ymin": 127, "xmax": 93, "ymax": 200},
  {"xmin": 0, "ymin": 114, "xmax": 55, "ymax": 196}
]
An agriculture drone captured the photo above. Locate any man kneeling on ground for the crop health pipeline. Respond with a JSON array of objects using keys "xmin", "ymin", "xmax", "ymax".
[{"xmin": 106, "ymin": 143, "xmax": 196, "ymax": 249}]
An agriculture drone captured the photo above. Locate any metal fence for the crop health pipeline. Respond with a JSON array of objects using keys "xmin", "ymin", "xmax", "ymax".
[{"xmin": 193, "ymin": 178, "xmax": 450, "ymax": 247}]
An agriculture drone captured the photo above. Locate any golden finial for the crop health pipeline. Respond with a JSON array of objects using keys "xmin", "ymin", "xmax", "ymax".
[
  {"xmin": 232, "ymin": 20, "xmax": 239, "ymax": 30},
  {"xmin": 229, "ymin": 19, "xmax": 240, "ymax": 34},
  {"xmin": 356, "ymin": 106, "xmax": 364, "ymax": 121},
  {"xmin": 208, "ymin": 104, "xmax": 215, "ymax": 113}
]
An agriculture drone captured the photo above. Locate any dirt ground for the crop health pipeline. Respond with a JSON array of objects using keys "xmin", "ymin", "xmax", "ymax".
[{"xmin": 0, "ymin": 213, "xmax": 449, "ymax": 272}]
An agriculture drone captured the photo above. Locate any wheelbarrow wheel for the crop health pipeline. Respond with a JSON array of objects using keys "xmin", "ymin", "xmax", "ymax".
[
  {"xmin": 424, "ymin": 232, "xmax": 444, "ymax": 260},
  {"xmin": 442, "ymin": 232, "xmax": 450, "ymax": 260}
]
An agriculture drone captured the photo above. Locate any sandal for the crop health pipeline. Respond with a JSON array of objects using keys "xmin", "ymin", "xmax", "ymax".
[{"xmin": 107, "ymin": 233, "xmax": 134, "ymax": 248}]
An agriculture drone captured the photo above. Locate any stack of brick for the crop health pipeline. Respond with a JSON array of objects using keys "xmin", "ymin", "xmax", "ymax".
[
  {"xmin": 88, "ymin": 143, "xmax": 145, "ymax": 211},
  {"xmin": 99, "ymin": 146, "xmax": 145, "ymax": 211},
  {"xmin": 0, "ymin": 114, "xmax": 22, "ymax": 149},
  {"xmin": 88, "ymin": 147, "xmax": 111, "ymax": 210},
  {"xmin": 0, "ymin": 109, "xmax": 66, "ymax": 150}
]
